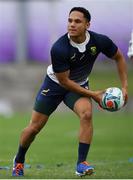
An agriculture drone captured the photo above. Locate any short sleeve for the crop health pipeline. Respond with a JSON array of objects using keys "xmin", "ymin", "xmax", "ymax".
[
  {"xmin": 99, "ymin": 35, "xmax": 118, "ymax": 58},
  {"xmin": 51, "ymin": 44, "xmax": 70, "ymax": 73}
]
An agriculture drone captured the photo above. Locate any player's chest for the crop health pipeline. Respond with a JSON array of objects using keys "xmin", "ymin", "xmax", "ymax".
[{"xmin": 69, "ymin": 45, "xmax": 99, "ymax": 64}]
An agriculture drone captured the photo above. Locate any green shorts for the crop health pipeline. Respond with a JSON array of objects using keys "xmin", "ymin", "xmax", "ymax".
[{"xmin": 34, "ymin": 75, "xmax": 89, "ymax": 116}]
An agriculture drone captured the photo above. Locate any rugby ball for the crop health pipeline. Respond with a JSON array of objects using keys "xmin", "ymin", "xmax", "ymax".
[{"xmin": 101, "ymin": 87, "xmax": 124, "ymax": 112}]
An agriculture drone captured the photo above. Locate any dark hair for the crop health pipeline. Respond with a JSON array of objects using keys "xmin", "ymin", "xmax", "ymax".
[{"xmin": 69, "ymin": 7, "xmax": 91, "ymax": 22}]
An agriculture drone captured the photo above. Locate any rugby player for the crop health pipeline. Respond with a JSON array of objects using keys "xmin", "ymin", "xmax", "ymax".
[{"xmin": 12, "ymin": 7, "xmax": 128, "ymax": 177}]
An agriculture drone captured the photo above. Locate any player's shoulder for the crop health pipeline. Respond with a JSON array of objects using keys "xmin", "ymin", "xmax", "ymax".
[
  {"xmin": 89, "ymin": 30, "xmax": 110, "ymax": 41},
  {"xmin": 51, "ymin": 33, "xmax": 70, "ymax": 53},
  {"xmin": 89, "ymin": 30, "xmax": 115, "ymax": 48}
]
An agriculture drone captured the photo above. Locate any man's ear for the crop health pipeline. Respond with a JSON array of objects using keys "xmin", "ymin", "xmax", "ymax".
[{"xmin": 86, "ymin": 22, "xmax": 90, "ymax": 30}]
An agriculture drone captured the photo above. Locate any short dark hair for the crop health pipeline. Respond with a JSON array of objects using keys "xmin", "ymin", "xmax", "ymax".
[{"xmin": 69, "ymin": 7, "xmax": 91, "ymax": 22}]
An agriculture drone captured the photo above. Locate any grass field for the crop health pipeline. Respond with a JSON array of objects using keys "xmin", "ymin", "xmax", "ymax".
[
  {"xmin": 89, "ymin": 63, "xmax": 133, "ymax": 96},
  {"xmin": 0, "ymin": 110, "xmax": 133, "ymax": 179}
]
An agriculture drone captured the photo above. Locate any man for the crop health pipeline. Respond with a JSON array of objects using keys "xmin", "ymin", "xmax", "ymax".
[
  {"xmin": 12, "ymin": 7, "xmax": 128, "ymax": 177},
  {"xmin": 127, "ymin": 30, "xmax": 133, "ymax": 61}
]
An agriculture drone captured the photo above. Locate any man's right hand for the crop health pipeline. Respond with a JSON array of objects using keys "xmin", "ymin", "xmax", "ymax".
[{"xmin": 90, "ymin": 90, "xmax": 105, "ymax": 105}]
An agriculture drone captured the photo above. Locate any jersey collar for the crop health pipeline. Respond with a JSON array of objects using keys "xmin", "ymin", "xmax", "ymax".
[{"xmin": 68, "ymin": 31, "xmax": 90, "ymax": 53}]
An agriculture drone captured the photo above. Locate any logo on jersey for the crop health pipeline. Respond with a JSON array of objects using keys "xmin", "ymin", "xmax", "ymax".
[
  {"xmin": 41, "ymin": 89, "xmax": 50, "ymax": 96},
  {"xmin": 90, "ymin": 46, "xmax": 97, "ymax": 55},
  {"xmin": 80, "ymin": 54, "xmax": 85, "ymax": 61},
  {"xmin": 70, "ymin": 53, "xmax": 76, "ymax": 61}
]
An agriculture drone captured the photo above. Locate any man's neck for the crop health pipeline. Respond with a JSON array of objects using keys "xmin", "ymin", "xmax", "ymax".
[{"xmin": 70, "ymin": 34, "xmax": 86, "ymax": 44}]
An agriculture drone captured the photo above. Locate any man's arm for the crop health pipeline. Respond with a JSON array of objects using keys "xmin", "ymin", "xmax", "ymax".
[
  {"xmin": 112, "ymin": 49, "xmax": 128, "ymax": 104},
  {"xmin": 55, "ymin": 71, "xmax": 104, "ymax": 104}
]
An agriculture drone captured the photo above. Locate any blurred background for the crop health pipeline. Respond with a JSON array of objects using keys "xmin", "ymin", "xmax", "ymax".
[
  {"xmin": 0, "ymin": 0, "xmax": 133, "ymax": 116},
  {"xmin": 0, "ymin": 1, "xmax": 133, "ymax": 178}
]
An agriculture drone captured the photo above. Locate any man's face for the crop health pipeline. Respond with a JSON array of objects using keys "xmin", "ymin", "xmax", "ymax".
[{"xmin": 67, "ymin": 11, "xmax": 90, "ymax": 37}]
